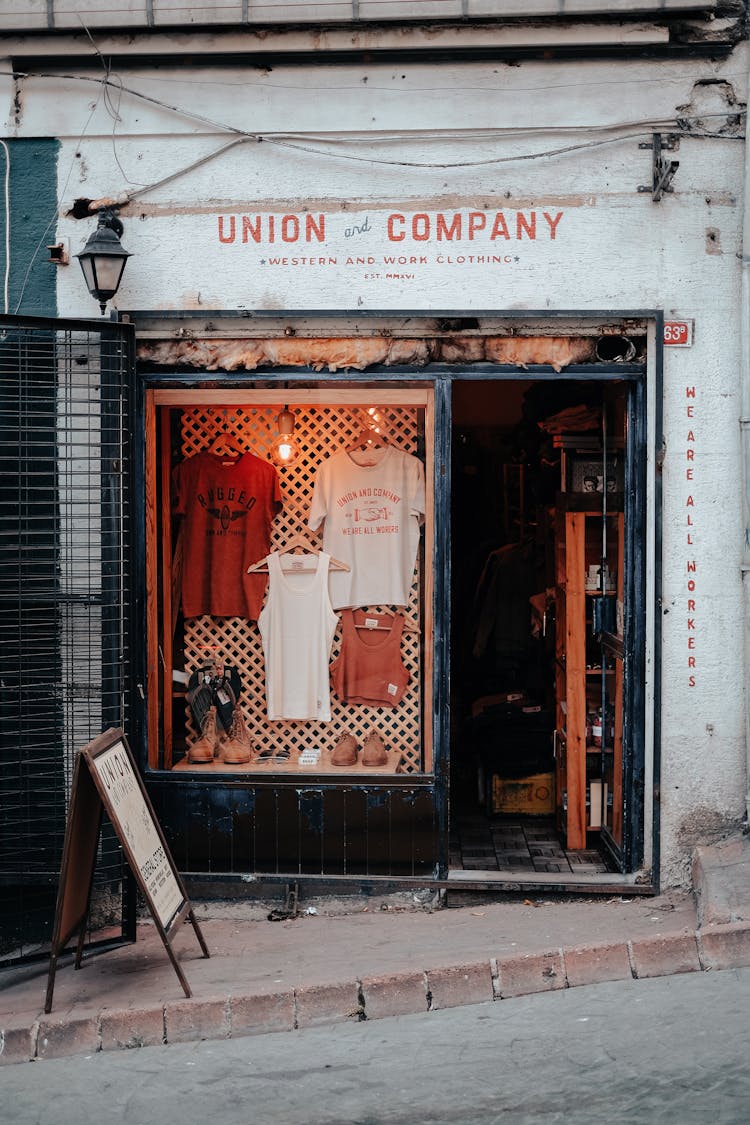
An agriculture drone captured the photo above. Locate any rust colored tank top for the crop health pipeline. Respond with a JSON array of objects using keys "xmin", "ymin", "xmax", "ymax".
[{"xmin": 331, "ymin": 609, "xmax": 411, "ymax": 707}]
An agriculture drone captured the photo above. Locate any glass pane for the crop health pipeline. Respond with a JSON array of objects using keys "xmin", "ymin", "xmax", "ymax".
[{"xmin": 149, "ymin": 388, "xmax": 434, "ymax": 778}]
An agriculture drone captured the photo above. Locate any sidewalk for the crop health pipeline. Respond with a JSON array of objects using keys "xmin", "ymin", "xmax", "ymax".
[{"xmin": 2, "ymin": 834, "xmax": 749, "ymax": 1066}]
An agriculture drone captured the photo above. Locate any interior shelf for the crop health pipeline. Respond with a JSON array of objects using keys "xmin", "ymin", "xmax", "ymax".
[{"xmin": 555, "ymin": 502, "xmax": 624, "ymax": 850}]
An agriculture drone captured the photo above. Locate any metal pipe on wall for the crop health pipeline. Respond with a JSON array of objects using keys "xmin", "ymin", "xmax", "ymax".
[{"xmin": 740, "ymin": 43, "xmax": 750, "ymax": 822}]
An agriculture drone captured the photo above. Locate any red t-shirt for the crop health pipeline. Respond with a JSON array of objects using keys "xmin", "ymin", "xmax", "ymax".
[{"xmin": 172, "ymin": 451, "xmax": 282, "ymax": 620}]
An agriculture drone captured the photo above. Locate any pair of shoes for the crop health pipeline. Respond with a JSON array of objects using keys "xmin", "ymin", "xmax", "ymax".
[
  {"xmin": 186, "ymin": 660, "xmax": 243, "ymax": 735},
  {"xmin": 330, "ymin": 731, "xmax": 389, "ymax": 768},
  {"xmin": 255, "ymin": 745, "xmax": 290, "ymax": 764},
  {"xmin": 187, "ymin": 706, "xmax": 218, "ymax": 763},
  {"xmin": 219, "ymin": 707, "xmax": 255, "ymax": 765}
]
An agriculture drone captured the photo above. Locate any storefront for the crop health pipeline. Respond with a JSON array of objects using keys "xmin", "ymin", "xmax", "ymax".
[
  {"xmin": 128, "ymin": 311, "xmax": 654, "ymax": 893},
  {"xmin": 2, "ymin": 7, "xmax": 748, "ymax": 950}
]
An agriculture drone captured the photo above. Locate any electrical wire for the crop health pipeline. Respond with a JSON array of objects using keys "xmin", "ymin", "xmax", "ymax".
[
  {"xmin": 0, "ymin": 140, "xmax": 9, "ymax": 314},
  {"xmin": 252, "ymin": 126, "xmax": 742, "ymax": 171},
  {"xmin": 96, "ymin": 115, "xmax": 745, "ymax": 211},
  {"xmin": 106, "ymin": 137, "xmax": 253, "ymax": 206},
  {"xmin": 76, "ymin": 15, "xmax": 148, "ymax": 188},
  {"xmin": 4, "ymin": 69, "xmax": 744, "ymax": 173},
  {"xmin": 87, "ymin": 113, "xmax": 741, "ymax": 211},
  {"xmin": 125, "ymin": 65, "xmax": 750, "ymax": 101}
]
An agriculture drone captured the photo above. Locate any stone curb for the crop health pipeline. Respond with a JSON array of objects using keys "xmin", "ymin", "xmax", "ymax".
[{"xmin": 2, "ymin": 921, "xmax": 749, "ymax": 1066}]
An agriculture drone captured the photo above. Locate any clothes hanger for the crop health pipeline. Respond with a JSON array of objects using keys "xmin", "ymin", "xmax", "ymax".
[
  {"xmin": 348, "ymin": 424, "xmax": 386, "ymax": 452},
  {"xmin": 352, "ymin": 607, "xmax": 419, "ymax": 634},
  {"xmin": 347, "ymin": 411, "xmax": 389, "ymax": 462},
  {"xmin": 246, "ymin": 531, "xmax": 350, "ymax": 573},
  {"xmin": 208, "ymin": 412, "xmax": 243, "ymax": 459}
]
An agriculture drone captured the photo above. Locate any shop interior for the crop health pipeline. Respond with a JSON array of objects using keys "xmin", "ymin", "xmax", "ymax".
[{"xmin": 450, "ymin": 378, "xmax": 627, "ymax": 876}]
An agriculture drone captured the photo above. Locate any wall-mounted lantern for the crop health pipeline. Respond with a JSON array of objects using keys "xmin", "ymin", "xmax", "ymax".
[{"xmin": 75, "ymin": 210, "xmax": 131, "ymax": 314}]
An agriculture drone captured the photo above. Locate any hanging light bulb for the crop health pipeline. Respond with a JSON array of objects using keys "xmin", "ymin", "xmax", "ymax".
[{"xmin": 271, "ymin": 406, "xmax": 299, "ymax": 466}]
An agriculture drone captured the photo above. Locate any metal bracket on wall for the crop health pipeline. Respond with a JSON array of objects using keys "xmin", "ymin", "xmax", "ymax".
[{"xmin": 638, "ymin": 134, "xmax": 680, "ymax": 202}]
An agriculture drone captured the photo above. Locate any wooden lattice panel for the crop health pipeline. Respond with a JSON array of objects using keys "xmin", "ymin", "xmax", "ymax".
[{"xmin": 177, "ymin": 403, "xmax": 424, "ymax": 772}]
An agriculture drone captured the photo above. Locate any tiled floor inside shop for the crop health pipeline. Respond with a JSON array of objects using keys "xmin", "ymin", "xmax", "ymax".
[{"xmin": 450, "ymin": 814, "xmax": 611, "ymax": 875}]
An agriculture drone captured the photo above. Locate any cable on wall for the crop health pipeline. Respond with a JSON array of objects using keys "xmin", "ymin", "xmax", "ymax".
[
  {"xmin": 0, "ymin": 140, "xmax": 10, "ymax": 315},
  {"xmin": 3, "ymin": 69, "xmax": 744, "ymax": 174}
]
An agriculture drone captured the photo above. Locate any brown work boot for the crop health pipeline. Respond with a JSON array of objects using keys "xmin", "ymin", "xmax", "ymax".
[
  {"xmin": 331, "ymin": 733, "xmax": 359, "ymax": 766},
  {"xmin": 187, "ymin": 706, "xmax": 218, "ymax": 763},
  {"xmin": 221, "ymin": 707, "xmax": 254, "ymax": 765},
  {"xmin": 361, "ymin": 730, "xmax": 388, "ymax": 767}
]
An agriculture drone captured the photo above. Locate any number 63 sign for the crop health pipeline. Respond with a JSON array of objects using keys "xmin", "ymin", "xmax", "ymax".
[{"xmin": 664, "ymin": 320, "xmax": 694, "ymax": 347}]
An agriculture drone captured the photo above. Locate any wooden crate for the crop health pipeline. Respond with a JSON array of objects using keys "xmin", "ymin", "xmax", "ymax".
[{"xmin": 490, "ymin": 772, "xmax": 555, "ymax": 816}]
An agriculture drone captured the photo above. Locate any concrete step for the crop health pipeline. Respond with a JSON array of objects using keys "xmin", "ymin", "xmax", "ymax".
[{"xmin": 693, "ymin": 831, "xmax": 750, "ymax": 928}]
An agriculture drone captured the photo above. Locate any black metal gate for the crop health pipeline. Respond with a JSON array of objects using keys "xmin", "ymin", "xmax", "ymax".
[{"xmin": 0, "ymin": 314, "xmax": 135, "ymax": 961}]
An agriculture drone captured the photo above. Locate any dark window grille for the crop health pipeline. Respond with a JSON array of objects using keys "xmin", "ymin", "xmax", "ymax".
[{"xmin": 0, "ymin": 316, "xmax": 134, "ymax": 962}]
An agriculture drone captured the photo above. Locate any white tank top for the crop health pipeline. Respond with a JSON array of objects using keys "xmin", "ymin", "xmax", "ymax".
[{"xmin": 258, "ymin": 551, "xmax": 338, "ymax": 720}]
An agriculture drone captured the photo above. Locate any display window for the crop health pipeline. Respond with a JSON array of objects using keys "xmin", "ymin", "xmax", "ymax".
[{"xmin": 145, "ymin": 386, "xmax": 434, "ymax": 777}]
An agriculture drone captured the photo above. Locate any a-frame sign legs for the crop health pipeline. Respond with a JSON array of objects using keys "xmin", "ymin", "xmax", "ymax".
[
  {"xmin": 46, "ymin": 729, "xmax": 209, "ymax": 1013},
  {"xmin": 45, "ymin": 753, "xmax": 103, "ymax": 1013}
]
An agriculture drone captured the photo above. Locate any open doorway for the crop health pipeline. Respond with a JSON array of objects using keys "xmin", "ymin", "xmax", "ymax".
[{"xmin": 450, "ymin": 377, "xmax": 631, "ymax": 878}]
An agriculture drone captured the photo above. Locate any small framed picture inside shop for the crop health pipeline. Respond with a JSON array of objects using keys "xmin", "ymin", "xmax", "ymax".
[
  {"xmin": 144, "ymin": 385, "xmax": 435, "ymax": 780},
  {"xmin": 568, "ymin": 455, "xmax": 624, "ymax": 495}
]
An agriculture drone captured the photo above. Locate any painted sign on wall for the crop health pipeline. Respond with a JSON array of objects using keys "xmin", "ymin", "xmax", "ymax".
[
  {"xmin": 217, "ymin": 208, "xmax": 564, "ymax": 248},
  {"xmin": 208, "ymin": 206, "xmax": 566, "ymax": 298}
]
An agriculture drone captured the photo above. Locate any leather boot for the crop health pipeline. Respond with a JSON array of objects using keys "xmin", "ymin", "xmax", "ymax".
[
  {"xmin": 188, "ymin": 706, "xmax": 218, "ymax": 763},
  {"xmin": 362, "ymin": 730, "xmax": 388, "ymax": 767},
  {"xmin": 221, "ymin": 707, "xmax": 254, "ymax": 765}
]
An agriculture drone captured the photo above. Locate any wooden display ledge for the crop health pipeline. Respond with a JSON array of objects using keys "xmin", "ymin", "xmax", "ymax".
[{"xmin": 171, "ymin": 752, "xmax": 404, "ymax": 776}]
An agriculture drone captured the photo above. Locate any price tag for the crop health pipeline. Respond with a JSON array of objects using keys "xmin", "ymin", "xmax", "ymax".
[
  {"xmin": 299, "ymin": 748, "xmax": 321, "ymax": 766},
  {"xmin": 664, "ymin": 320, "xmax": 694, "ymax": 347}
]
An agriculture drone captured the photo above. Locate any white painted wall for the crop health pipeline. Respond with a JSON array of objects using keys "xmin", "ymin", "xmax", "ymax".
[{"xmin": 2, "ymin": 45, "xmax": 747, "ymax": 885}]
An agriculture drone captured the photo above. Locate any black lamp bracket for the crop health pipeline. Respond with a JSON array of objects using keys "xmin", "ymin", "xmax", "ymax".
[
  {"xmin": 94, "ymin": 208, "xmax": 124, "ymax": 238},
  {"xmin": 638, "ymin": 133, "xmax": 680, "ymax": 202}
]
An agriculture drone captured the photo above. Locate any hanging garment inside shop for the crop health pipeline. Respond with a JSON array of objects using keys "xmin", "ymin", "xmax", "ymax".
[
  {"xmin": 172, "ymin": 446, "xmax": 282, "ymax": 620},
  {"xmin": 308, "ymin": 441, "xmax": 426, "ymax": 609},
  {"xmin": 258, "ymin": 550, "xmax": 339, "ymax": 722},
  {"xmin": 331, "ymin": 608, "xmax": 412, "ymax": 707}
]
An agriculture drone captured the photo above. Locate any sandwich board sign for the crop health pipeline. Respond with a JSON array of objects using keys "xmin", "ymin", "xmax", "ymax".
[{"xmin": 45, "ymin": 727, "xmax": 208, "ymax": 1013}]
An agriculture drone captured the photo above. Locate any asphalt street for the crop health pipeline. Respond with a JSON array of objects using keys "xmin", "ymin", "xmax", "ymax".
[{"xmin": 2, "ymin": 968, "xmax": 748, "ymax": 1125}]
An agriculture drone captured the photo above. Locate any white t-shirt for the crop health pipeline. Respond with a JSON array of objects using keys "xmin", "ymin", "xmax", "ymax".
[
  {"xmin": 257, "ymin": 551, "xmax": 338, "ymax": 720},
  {"xmin": 308, "ymin": 445, "xmax": 425, "ymax": 609}
]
